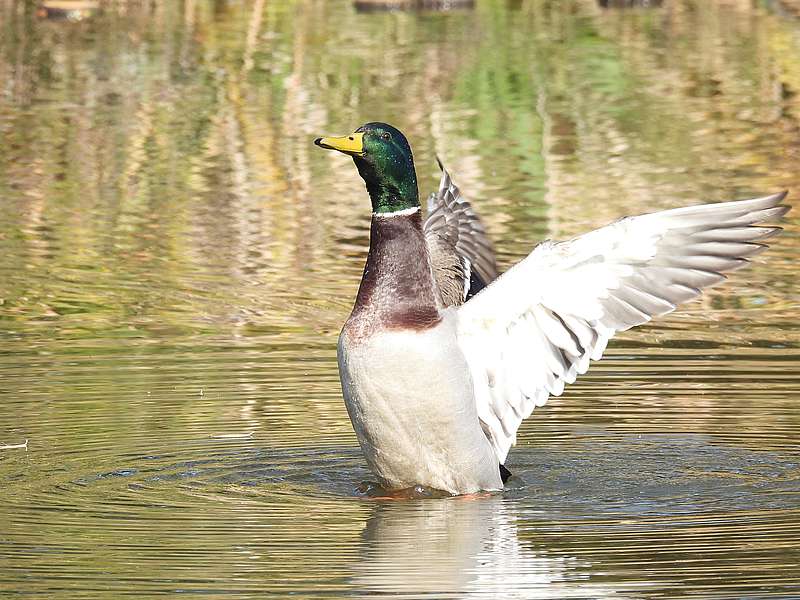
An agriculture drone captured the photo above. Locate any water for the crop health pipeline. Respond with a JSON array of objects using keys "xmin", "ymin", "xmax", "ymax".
[{"xmin": 1, "ymin": 0, "xmax": 799, "ymax": 597}]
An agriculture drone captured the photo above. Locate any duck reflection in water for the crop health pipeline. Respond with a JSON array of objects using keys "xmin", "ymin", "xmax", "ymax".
[{"xmin": 351, "ymin": 496, "xmax": 636, "ymax": 598}]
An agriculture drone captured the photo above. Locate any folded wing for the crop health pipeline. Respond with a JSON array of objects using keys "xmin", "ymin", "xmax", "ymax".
[{"xmin": 456, "ymin": 192, "xmax": 789, "ymax": 463}]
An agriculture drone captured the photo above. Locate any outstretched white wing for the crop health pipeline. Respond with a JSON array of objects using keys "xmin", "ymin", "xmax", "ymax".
[{"xmin": 456, "ymin": 192, "xmax": 789, "ymax": 463}]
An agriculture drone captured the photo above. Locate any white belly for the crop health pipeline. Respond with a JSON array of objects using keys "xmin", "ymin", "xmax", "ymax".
[{"xmin": 337, "ymin": 311, "xmax": 502, "ymax": 495}]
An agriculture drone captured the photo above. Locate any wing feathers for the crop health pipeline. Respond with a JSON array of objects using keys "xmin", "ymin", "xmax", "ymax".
[
  {"xmin": 533, "ymin": 305, "xmax": 582, "ymax": 357},
  {"xmin": 424, "ymin": 163, "xmax": 499, "ymax": 306},
  {"xmin": 459, "ymin": 192, "xmax": 789, "ymax": 463}
]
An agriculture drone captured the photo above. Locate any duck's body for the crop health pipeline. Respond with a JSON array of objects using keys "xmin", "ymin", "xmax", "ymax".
[
  {"xmin": 315, "ymin": 122, "xmax": 789, "ymax": 496},
  {"xmin": 337, "ymin": 209, "xmax": 501, "ymax": 493},
  {"xmin": 339, "ymin": 309, "xmax": 501, "ymax": 493}
]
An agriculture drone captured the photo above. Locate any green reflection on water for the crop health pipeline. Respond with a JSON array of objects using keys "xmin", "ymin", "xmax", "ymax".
[{"xmin": 1, "ymin": 1, "xmax": 799, "ymax": 598}]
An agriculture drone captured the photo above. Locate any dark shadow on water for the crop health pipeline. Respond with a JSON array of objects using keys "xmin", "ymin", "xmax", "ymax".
[
  {"xmin": 66, "ymin": 432, "xmax": 800, "ymax": 518},
  {"xmin": 344, "ymin": 434, "xmax": 800, "ymax": 597},
  {"xmin": 18, "ymin": 432, "xmax": 800, "ymax": 597},
  {"xmin": 355, "ymin": 481, "xmax": 455, "ymax": 499},
  {"xmin": 597, "ymin": 0, "xmax": 663, "ymax": 8},
  {"xmin": 37, "ymin": 1, "xmax": 100, "ymax": 21},
  {"xmin": 504, "ymin": 432, "xmax": 800, "ymax": 518},
  {"xmin": 353, "ymin": 0, "xmax": 474, "ymax": 13}
]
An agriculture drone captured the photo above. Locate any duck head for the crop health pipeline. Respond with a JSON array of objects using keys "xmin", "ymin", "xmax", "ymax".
[{"xmin": 315, "ymin": 122, "xmax": 419, "ymax": 214}]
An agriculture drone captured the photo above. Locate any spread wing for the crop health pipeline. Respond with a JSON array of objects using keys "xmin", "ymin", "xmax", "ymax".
[
  {"xmin": 456, "ymin": 192, "xmax": 789, "ymax": 463},
  {"xmin": 424, "ymin": 161, "xmax": 498, "ymax": 306}
]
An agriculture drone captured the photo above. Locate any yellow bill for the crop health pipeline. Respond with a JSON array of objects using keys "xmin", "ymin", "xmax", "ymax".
[{"xmin": 314, "ymin": 132, "xmax": 365, "ymax": 156}]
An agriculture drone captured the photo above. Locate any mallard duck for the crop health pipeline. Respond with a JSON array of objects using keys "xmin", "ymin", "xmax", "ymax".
[{"xmin": 315, "ymin": 122, "xmax": 789, "ymax": 496}]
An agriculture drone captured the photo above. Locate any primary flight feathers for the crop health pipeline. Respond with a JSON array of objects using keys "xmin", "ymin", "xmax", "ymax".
[{"xmin": 456, "ymin": 191, "xmax": 788, "ymax": 462}]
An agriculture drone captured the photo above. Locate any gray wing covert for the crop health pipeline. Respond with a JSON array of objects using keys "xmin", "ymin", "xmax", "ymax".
[{"xmin": 423, "ymin": 160, "xmax": 498, "ymax": 307}]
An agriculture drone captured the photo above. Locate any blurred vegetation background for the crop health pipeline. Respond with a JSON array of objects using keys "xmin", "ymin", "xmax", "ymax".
[{"xmin": 1, "ymin": 2, "xmax": 799, "ymax": 596}]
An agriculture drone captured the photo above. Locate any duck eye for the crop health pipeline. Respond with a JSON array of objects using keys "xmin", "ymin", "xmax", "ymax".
[{"xmin": 381, "ymin": 132, "xmax": 391, "ymax": 141}]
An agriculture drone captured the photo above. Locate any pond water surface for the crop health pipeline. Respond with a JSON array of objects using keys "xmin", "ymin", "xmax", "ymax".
[{"xmin": 1, "ymin": 1, "xmax": 800, "ymax": 598}]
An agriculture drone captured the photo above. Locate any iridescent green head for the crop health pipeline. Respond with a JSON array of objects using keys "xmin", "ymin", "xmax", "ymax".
[{"xmin": 315, "ymin": 122, "xmax": 419, "ymax": 214}]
